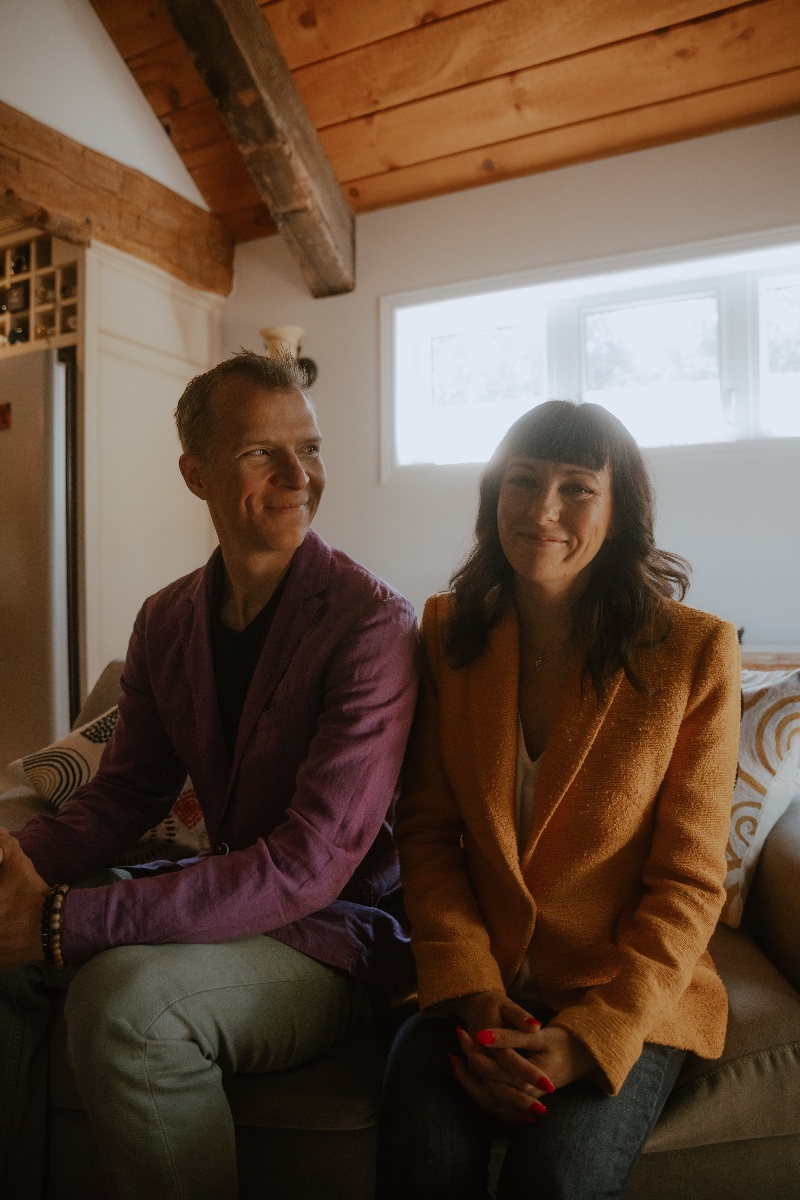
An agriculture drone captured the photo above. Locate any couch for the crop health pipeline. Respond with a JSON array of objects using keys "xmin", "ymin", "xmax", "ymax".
[{"xmin": 1, "ymin": 662, "xmax": 799, "ymax": 1199}]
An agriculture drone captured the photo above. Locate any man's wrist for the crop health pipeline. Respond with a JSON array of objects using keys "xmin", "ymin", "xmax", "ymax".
[{"xmin": 41, "ymin": 884, "xmax": 70, "ymax": 969}]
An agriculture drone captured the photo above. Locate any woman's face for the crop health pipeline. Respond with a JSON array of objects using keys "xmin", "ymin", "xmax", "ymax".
[{"xmin": 497, "ymin": 455, "xmax": 614, "ymax": 597}]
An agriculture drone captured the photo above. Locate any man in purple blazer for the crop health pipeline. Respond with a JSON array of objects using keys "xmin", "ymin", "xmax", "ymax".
[{"xmin": 0, "ymin": 350, "xmax": 419, "ymax": 1199}]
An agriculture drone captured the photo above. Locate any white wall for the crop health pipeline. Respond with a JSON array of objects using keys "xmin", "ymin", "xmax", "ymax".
[
  {"xmin": 0, "ymin": 0, "xmax": 206, "ymax": 208},
  {"xmin": 224, "ymin": 116, "xmax": 800, "ymax": 648}
]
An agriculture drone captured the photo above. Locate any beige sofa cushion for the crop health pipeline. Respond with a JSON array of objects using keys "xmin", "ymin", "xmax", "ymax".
[
  {"xmin": 645, "ymin": 923, "xmax": 800, "ymax": 1153},
  {"xmin": 750, "ymin": 799, "xmax": 800, "ymax": 992}
]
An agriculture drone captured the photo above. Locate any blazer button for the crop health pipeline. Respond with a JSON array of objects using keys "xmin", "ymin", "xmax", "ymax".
[{"xmin": 215, "ymin": 842, "xmax": 230, "ymax": 856}]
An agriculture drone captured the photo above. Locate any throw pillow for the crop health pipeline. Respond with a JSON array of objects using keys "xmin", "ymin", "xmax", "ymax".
[
  {"xmin": 720, "ymin": 668, "xmax": 800, "ymax": 927},
  {"xmin": 10, "ymin": 707, "xmax": 210, "ymax": 865}
]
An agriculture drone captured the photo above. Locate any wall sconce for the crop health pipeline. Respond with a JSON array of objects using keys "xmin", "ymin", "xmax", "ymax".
[{"xmin": 259, "ymin": 324, "xmax": 318, "ymax": 387}]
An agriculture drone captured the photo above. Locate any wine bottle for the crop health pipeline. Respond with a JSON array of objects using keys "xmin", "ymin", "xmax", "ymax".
[{"xmin": 10, "ymin": 245, "xmax": 30, "ymax": 275}]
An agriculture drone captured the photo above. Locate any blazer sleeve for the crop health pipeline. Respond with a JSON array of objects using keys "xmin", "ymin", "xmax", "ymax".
[
  {"xmin": 24, "ymin": 594, "xmax": 419, "ymax": 964},
  {"xmin": 16, "ymin": 603, "xmax": 190, "ymax": 881},
  {"xmin": 550, "ymin": 618, "xmax": 741, "ymax": 1093},
  {"xmin": 396, "ymin": 595, "xmax": 507, "ymax": 1005}
]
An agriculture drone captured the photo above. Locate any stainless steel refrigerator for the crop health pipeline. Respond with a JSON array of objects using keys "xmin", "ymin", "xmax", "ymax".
[{"xmin": 0, "ymin": 347, "xmax": 79, "ymax": 764}]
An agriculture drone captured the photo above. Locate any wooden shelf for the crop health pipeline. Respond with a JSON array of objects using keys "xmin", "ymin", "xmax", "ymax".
[{"xmin": 0, "ymin": 230, "xmax": 80, "ymax": 355}]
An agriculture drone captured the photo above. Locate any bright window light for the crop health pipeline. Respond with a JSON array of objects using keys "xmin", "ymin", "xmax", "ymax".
[
  {"xmin": 760, "ymin": 276, "xmax": 800, "ymax": 438},
  {"xmin": 583, "ymin": 295, "xmax": 725, "ymax": 447},
  {"xmin": 394, "ymin": 289, "xmax": 546, "ymax": 466},
  {"xmin": 382, "ymin": 235, "xmax": 800, "ymax": 473}
]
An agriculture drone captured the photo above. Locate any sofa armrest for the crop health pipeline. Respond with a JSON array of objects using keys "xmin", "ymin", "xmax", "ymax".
[
  {"xmin": 0, "ymin": 778, "xmax": 52, "ymax": 833},
  {"xmin": 72, "ymin": 661, "xmax": 124, "ymax": 730},
  {"xmin": 748, "ymin": 795, "xmax": 800, "ymax": 992}
]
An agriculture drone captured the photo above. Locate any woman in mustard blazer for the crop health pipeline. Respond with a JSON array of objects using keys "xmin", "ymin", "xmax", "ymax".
[{"xmin": 377, "ymin": 401, "xmax": 740, "ymax": 1200}]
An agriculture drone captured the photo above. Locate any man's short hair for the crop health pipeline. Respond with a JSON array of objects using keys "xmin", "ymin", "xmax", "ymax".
[{"xmin": 175, "ymin": 349, "xmax": 309, "ymax": 458}]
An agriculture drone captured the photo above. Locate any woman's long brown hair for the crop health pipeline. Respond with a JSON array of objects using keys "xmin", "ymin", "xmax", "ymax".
[{"xmin": 446, "ymin": 400, "xmax": 690, "ymax": 696}]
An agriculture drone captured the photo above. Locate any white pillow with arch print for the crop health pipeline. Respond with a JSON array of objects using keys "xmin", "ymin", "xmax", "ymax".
[{"xmin": 720, "ymin": 668, "xmax": 800, "ymax": 928}]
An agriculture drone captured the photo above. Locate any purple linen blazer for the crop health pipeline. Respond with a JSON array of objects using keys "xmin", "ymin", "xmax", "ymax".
[{"xmin": 17, "ymin": 531, "xmax": 419, "ymax": 988}]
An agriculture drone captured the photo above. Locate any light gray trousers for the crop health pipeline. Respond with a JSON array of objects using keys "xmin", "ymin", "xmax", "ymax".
[{"xmin": 0, "ymin": 933, "xmax": 369, "ymax": 1200}]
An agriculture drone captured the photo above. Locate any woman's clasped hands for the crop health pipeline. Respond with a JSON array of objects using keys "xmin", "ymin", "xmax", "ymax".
[{"xmin": 447, "ymin": 989, "xmax": 596, "ymax": 1126}]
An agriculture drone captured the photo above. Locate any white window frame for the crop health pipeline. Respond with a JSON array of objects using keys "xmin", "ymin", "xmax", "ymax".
[{"xmin": 379, "ymin": 225, "xmax": 800, "ymax": 480}]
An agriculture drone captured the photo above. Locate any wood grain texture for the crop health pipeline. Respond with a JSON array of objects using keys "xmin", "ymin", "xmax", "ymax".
[
  {"xmin": 261, "ymin": 0, "xmax": 490, "ymax": 69},
  {"xmin": 293, "ymin": 0, "xmax": 731, "ymax": 128},
  {"xmin": 342, "ymin": 67, "xmax": 800, "ymax": 211},
  {"xmin": 90, "ymin": 0, "xmax": 277, "ymax": 240},
  {"xmin": 0, "ymin": 101, "xmax": 233, "ymax": 295},
  {"xmin": 320, "ymin": 0, "xmax": 800, "ymax": 181},
  {"xmin": 162, "ymin": 0, "xmax": 354, "ymax": 295},
  {"xmin": 87, "ymin": 0, "xmax": 800, "ymax": 244}
]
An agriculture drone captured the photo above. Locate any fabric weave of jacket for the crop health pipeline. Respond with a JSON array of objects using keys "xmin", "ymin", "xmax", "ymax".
[
  {"xmin": 397, "ymin": 592, "xmax": 740, "ymax": 1093},
  {"xmin": 18, "ymin": 531, "xmax": 420, "ymax": 992}
]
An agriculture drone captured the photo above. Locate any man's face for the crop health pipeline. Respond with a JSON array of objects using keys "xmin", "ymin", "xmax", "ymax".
[{"xmin": 180, "ymin": 378, "xmax": 326, "ymax": 559}]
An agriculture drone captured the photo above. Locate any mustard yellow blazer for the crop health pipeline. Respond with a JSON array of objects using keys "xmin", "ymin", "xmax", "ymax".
[{"xmin": 396, "ymin": 593, "xmax": 741, "ymax": 1093}]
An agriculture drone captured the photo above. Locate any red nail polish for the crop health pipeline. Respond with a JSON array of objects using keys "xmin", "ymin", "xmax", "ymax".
[
  {"xmin": 536, "ymin": 1075, "xmax": 555, "ymax": 1094},
  {"xmin": 475, "ymin": 1029, "xmax": 495, "ymax": 1046},
  {"xmin": 527, "ymin": 1100, "xmax": 547, "ymax": 1115},
  {"xmin": 524, "ymin": 1016, "xmax": 541, "ymax": 1028},
  {"xmin": 456, "ymin": 1026, "xmax": 467, "ymax": 1038}
]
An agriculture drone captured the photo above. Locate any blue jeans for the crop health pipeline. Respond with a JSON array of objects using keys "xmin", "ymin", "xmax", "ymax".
[{"xmin": 376, "ymin": 1011, "xmax": 686, "ymax": 1200}]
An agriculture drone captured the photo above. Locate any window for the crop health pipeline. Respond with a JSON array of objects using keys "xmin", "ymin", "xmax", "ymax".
[{"xmin": 381, "ymin": 235, "xmax": 800, "ymax": 474}]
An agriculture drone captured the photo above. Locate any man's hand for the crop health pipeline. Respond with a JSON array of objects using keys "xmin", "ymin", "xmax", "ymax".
[
  {"xmin": 0, "ymin": 828, "xmax": 50, "ymax": 968},
  {"xmin": 447, "ymin": 990, "xmax": 596, "ymax": 1124}
]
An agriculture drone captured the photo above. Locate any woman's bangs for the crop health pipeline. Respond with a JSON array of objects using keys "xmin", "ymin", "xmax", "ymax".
[{"xmin": 508, "ymin": 403, "xmax": 610, "ymax": 472}]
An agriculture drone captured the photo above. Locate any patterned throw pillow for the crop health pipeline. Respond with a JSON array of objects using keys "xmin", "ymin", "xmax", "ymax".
[
  {"xmin": 10, "ymin": 707, "xmax": 210, "ymax": 865},
  {"xmin": 720, "ymin": 668, "xmax": 800, "ymax": 928}
]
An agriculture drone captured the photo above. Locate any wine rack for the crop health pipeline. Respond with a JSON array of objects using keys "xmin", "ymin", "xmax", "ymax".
[{"xmin": 0, "ymin": 230, "xmax": 80, "ymax": 357}]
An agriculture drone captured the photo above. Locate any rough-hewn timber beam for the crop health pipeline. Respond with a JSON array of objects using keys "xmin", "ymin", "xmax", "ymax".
[
  {"xmin": 0, "ymin": 101, "xmax": 233, "ymax": 296},
  {"xmin": 161, "ymin": 0, "xmax": 355, "ymax": 297}
]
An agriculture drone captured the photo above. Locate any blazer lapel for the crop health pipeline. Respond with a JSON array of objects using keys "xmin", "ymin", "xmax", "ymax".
[
  {"xmin": 467, "ymin": 605, "xmax": 524, "ymax": 878},
  {"xmin": 519, "ymin": 660, "xmax": 623, "ymax": 872}
]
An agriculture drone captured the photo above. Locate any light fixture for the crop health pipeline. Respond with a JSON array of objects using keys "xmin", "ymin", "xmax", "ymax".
[{"xmin": 259, "ymin": 324, "xmax": 318, "ymax": 386}]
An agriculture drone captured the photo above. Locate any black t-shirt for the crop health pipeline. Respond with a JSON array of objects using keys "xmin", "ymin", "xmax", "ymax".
[{"xmin": 210, "ymin": 556, "xmax": 290, "ymax": 758}]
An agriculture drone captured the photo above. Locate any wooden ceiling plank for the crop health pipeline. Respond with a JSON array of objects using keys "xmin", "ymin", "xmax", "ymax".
[
  {"xmin": 127, "ymin": 37, "xmax": 211, "ymax": 117},
  {"xmin": 162, "ymin": 0, "xmax": 354, "ymax": 296},
  {"xmin": 320, "ymin": 0, "xmax": 800, "ymax": 181},
  {"xmin": 261, "ymin": 0, "xmax": 491, "ymax": 70},
  {"xmin": 160, "ymin": 100, "xmax": 232, "ymax": 156},
  {"xmin": 293, "ymin": 0, "xmax": 733, "ymax": 128},
  {"xmin": 343, "ymin": 67, "xmax": 800, "ymax": 212},
  {"xmin": 190, "ymin": 149, "xmax": 269, "ymax": 213},
  {"xmin": 89, "ymin": 0, "xmax": 178, "ymax": 60},
  {"xmin": 220, "ymin": 203, "xmax": 279, "ymax": 241},
  {"xmin": 0, "ymin": 100, "xmax": 233, "ymax": 295}
]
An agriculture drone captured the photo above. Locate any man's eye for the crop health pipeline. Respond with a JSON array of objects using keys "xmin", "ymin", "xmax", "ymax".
[{"xmin": 302, "ymin": 445, "xmax": 320, "ymax": 455}]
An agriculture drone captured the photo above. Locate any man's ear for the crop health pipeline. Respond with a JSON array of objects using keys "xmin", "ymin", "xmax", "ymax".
[{"xmin": 179, "ymin": 453, "xmax": 207, "ymax": 500}]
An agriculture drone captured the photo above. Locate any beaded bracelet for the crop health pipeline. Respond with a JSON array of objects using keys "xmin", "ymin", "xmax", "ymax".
[{"xmin": 41, "ymin": 883, "xmax": 70, "ymax": 969}]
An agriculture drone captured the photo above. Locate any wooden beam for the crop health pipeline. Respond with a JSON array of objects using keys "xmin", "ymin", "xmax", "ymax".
[
  {"xmin": 319, "ymin": 0, "xmax": 800, "ymax": 181},
  {"xmin": 162, "ymin": 0, "xmax": 354, "ymax": 296},
  {"xmin": 343, "ymin": 67, "xmax": 800, "ymax": 212},
  {"xmin": 0, "ymin": 101, "xmax": 233, "ymax": 296}
]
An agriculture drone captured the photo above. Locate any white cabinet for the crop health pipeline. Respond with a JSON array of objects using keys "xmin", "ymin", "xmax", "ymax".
[{"xmin": 81, "ymin": 242, "xmax": 223, "ymax": 689}]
